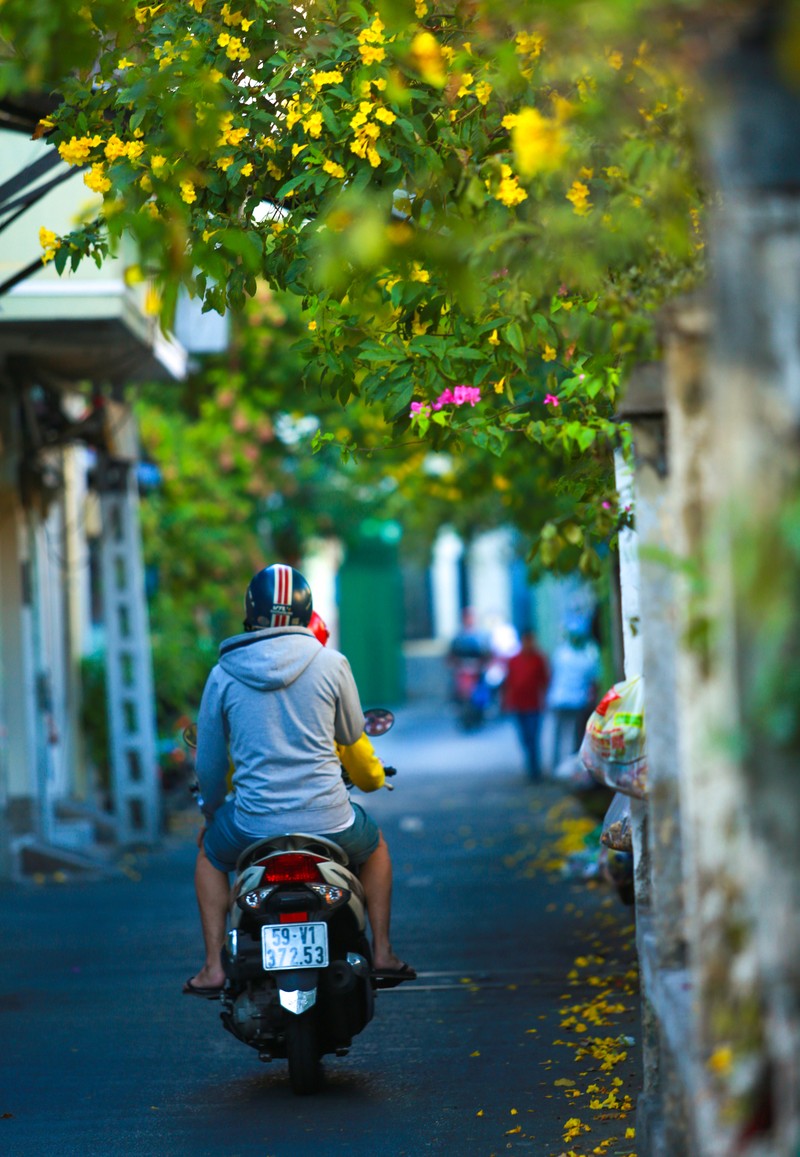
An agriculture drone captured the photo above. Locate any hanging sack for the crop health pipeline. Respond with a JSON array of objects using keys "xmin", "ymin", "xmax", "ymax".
[
  {"xmin": 600, "ymin": 791, "xmax": 633, "ymax": 852},
  {"xmin": 579, "ymin": 674, "xmax": 647, "ymax": 799}
]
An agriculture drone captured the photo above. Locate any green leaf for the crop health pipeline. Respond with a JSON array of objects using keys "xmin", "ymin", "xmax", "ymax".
[
  {"xmin": 504, "ymin": 322, "xmax": 526, "ymax": 355},
  {"xmin": 384, "ymin": 380, "xmax": 415, "ymax": 421}
]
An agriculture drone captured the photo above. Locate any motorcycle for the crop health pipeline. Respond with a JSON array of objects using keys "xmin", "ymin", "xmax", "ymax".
[
  {"xmin": 184, "ymin": 707, "xmax": 397, "ymax": 1095},
  {"xmin": 451, "ymin": 658, "xmax": 490, "ymax": 730}
]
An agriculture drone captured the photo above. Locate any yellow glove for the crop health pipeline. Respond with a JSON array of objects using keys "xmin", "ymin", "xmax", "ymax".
[{"xmin": 335, "ymin": 733, "xmax": 386, "ymax": 791}]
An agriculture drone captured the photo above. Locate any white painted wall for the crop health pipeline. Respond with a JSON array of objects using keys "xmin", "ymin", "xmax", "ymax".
[{"xmin": 430, "ymin": 526, "xmax": 463, "ymax": 641}]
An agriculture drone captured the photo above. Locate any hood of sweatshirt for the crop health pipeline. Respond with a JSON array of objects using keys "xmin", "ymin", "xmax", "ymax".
[{"xmin": 217, "ymin": 626, "xmax": 321, "ymax": 692}]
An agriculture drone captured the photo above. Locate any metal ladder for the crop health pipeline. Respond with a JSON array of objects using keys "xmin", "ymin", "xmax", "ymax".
[{"xmin": 98, "ymin": 459, "xmax": 159, "ymax": 844}]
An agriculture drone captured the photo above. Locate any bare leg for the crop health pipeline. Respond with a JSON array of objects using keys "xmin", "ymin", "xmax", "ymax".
[
  {"xmin": 359, "ymin": 832, "xmax": 409, "ymax": 972},
  {"xmin": 188, "ymin": 845, "xmax": 229, "ymax": 989}
]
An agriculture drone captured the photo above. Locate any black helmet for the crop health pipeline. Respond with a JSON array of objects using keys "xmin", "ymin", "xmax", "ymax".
[{"xmin": 244, "ymin": 564, "xmax": 313, "ymax": 630}]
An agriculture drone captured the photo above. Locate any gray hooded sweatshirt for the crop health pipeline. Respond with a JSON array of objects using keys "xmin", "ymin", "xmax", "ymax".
[{"xmin": 196, "ymin": 626, "xmax": 365, "ymax": 838}]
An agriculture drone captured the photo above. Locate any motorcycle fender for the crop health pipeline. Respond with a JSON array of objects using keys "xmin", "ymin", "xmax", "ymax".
[{"xmin": 276, "ymin": 969, "xmax": 319, "ymax": 1015}]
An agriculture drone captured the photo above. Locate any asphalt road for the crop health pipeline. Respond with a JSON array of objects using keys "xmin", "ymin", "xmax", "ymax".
[{"xmin": 0, "ymin": 703, "xmax": 641, "ymax": 1157}]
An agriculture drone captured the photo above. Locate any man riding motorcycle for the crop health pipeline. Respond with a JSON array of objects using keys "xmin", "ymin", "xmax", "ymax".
[{"xmin": 185, "ymin": 564, "xmax": 416, "ymax": 997}]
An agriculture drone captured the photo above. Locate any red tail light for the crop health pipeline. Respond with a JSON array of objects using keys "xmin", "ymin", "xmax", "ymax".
[{"xmin": 260, "ymin": 853, "xmax": 324, "ymax": 883}]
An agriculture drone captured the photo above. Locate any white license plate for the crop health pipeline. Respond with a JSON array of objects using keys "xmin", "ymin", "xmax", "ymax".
[{"xmin": 261, "ymin": 922, "xmax": 329, "ymax": 971}]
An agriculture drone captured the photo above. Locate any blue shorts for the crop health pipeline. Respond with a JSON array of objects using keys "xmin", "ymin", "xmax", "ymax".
[{"xmin": 203, "ymin": 798, "xmax": 380, "ymax": 873}]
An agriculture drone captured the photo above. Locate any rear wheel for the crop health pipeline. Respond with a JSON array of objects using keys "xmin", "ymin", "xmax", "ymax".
[{"xmin": 285, "ymin": 1011, "xmax": 323, "ymax": 1095}]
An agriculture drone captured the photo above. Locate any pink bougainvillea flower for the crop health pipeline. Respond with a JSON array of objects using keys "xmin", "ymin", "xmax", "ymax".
[
  {"xmin": 602, "ymin": 500, "xmax": 612, "ymax": 509},
  {"xmin": 411, "ymin": 386, "xmax": 481, "ymax": 418},
  {"xmin": 453, "ymin": 385, "xmax": 481, "ymax": 406},
  {"xmin": 544, "ymin": 393, "xmax": 560, "ymax": 406}
]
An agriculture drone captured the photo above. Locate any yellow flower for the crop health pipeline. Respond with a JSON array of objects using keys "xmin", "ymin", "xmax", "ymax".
[
  {"xmin": 707, "ymin": 1046, "xmax": 733, "ymax": 1075},
  {"xmin": 357, "ymin": 15, "xmax": 384, "ymax": 44},
  {"xmin": 84, "ymin": 163, "xmax": 112, "ymax": 194},
  {"xmin": 488, "ymin": 329, "xmax": 500, "ymax": 346},
  {"xmin": 217, "ymin": 32, "xmax": 231, "ymax": 46},
  {"xmin": 359, "ymin": 44, "xmax": 386, "ymax": 66},
  {"xmin": 151, "ymin": 155, "xmax": 167, "ymax": 175},
  {"xmin": 226, "ymin": 127, "xmax": 248, "ymax": 146},
  {"xmin": 104, "ymin": 134, "xmax": 127, "ymax": 161},
  {"xmin": 411, "ymin": 314, "xmax": 431, "ymax": 335},
  {"xmin": 291, "ymin": 143, "xmax": 307, "ymax": 158},
  {"xmin": 494, "ymin": 376, "xmax": 506, "ymax": 394},
  {"xmin": 266, "ymin": 160, "xmax": 283, "ymax": 180},
  {"xmin": 57, "ymin": 134, "xmax": 102, "ymax": 165},
  {"xmin": 135, "ymin": 4, "xmax": 163, "ymax": 23},
  {"xmin": 515, "ymin": 31, "xmax": 544, "ymax": 59},
  {"xmin": 323, "ymin": 159, "xmax": 346, "ymax": 179},
  {"xmin": 475, "ymin": 81, "xmax": 492, "ymax": 106},
  {"xmin": 223, "ymin": 36, "xmax": 250, "ymax": 62},
  {"xmin": 118, "ymin": 57, "xmax": 135, "ymax": 69},
  {"xmin": 543, "ymin": 345, "xmax": 557, "ymax": 361},
  {"xmin": 511, "ymin": 107, "xmax": 566, "ymax": 178},
  {"xmin": 410, "ymin": 263, "xmax": 430, "ymax": 283},
  {"xmin": 566, "ymin": 180, "xmax": 592, "ymax": 215},
  {"xmin": 409, "ymin": 31, "xmax": 446, "ymax": 86},
  {"xmin": 241, "ymin": 18, "xmax": 254, "ymax": 31},
  {"xmin": 240, "ymin": 162, "xmax": 253, "ymax": 176},
  {"xmin": 217, "ymin": 155, "xmax": 234, "ymax": 171},
  {"xmin": 311, "ymin": 69, "xmax": 344, "ymax": 88},
  {"xmin": 606, "ymin": 49, "xmax": 624, "ymax": 70},
  {"xmin": 352, "ymin": 102, "xmax": 377, "ymax": 131},
  {"xmin": 308, "ymin": 319, "xmax": 317, "ymax": 331},
  {"xmin": 221, "ymin": 4, "xmax": 242, "ymax": 25},
  {"xmin": 125, "ymin": 141, "xmax": 144, "ymax": 161},
  {"xmin": 180, "ymin": 180, "xmax": 197, "ymax": 204},
  {"xmin": 415, "ymin": 0, "xmax": 428, "ymax": 16},
  {"xmin": 302, "ymin": 112, "xmax": 324, "ymax": 138},
  {"xmin": 38, "ymin": 226, "xmax": 60, "ymax": 263},
  {"xmin": 492, "ymin": 164, "xmax": 527, "ymax": 208},
  {"xmin": 189, "ymin": 0, "xmax": 205, "ymax": 11},
  {"xmin": 375, "ymin": 107, "xmax": 396, "ymax": 125},
  {"xmin": 144, "ymin": 287, "xmax": 161, "ymax": 316},
  {"xmin": 457, "ymin": 73, "xmax": 474, "ymax": 98}
]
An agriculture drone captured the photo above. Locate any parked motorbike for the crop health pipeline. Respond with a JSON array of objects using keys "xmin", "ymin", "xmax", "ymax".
[
  {"xmin": 452, "ymin": 658, "xmax": 490, "ymax": 730},
  {"xmin": 184, "ymin": 708, "xmax": 397, "ymax": 1094}
]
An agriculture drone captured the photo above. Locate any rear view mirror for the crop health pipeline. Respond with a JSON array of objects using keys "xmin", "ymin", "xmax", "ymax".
[{"xmin": 363, "ymin": 708, "xmax": 394, "ymax": 737}]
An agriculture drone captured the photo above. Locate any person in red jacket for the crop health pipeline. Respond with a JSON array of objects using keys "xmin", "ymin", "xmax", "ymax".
[{"xmin": 502, "ymin": 629, "xmax": 550, "ymax": 780}]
